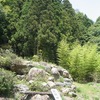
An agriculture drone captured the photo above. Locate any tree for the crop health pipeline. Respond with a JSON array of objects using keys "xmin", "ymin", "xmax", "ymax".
[
  {"xmin": 0, "ymin": 4, "xmax": 8, "ymax": 45},
  {"xmin": 9, "ymin": 0, "xmax": 77, "ymax": 63},
  {"xmin": 74, "ymin": 11, "xmax": 93, "ymax": 45},
  {"xmin": 88, "ymin": 16, "xmax": 100, "ymax": 50}
]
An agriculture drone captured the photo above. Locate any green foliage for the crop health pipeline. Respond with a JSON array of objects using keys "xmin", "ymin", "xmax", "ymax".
[
  {"xmin": 94, "ymin": 65, "xmax": 100, "ymax": 82},
  {"xmin": 57, "ymin": 76, "xmax": 64, "ymax": 83},
  {"xmin": 69, "ymin": 44, "xmax": 99, "ymax": 82},
  {"xmin": 0, "ymin": 56, "xmax": 11, "ymax": 68},
  {"xmin": 35, "ymin": 65, "xmax": 45, "ymax": 70},
  {"xmin": 0, "ymin": 3, "xmax": 9, "ymax": 44},
  {"xmin": 29, "ymin": 81, "xmax": 49, "ymax": 92},
  {"xmin": 32, "ymin": 55, "xmax": 40, "ymax": 62},
  {"xmin": 57, "ymin": 40, "xmax": 100, "ymax": 82},
  {"xmin": 75, "ymin": 11, "xmax": 93, "ymax": 44},
  {"xmin": 0, "ymin": 48, "xmax": 22, "ymax": 69},
  {"xmin": 0, "ymin": 0, "xmax": 94, "ymax": 63},
  {"xmin": 5, "ymin": 0, "xmax": 84, "ymax": 63},
  {"xmin": 29, "ymin": 74, "xmax": 49, "ymax": 92},
  {"xmin": 75, "ymin": 82, "xmax": 100, "ymax": 100},
  {"xmin": 0, "ymin": 68, "xmax": 15, "ymax": 96},
  {"xmin": 88, "ymin": 17, "xmax": 100, "ymax": 50},
  {"xmin": 57, "ymin": 39, "xmax": 70, "ymax": 69}
]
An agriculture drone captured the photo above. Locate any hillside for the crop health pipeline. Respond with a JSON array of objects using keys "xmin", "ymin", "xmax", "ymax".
[
  {"xmin": 0, "ymin": 50, "xmax": 100, "ymax": 100},
  {"xmin": 0, "ymin": 50, "xmax": 76, "ymax": 99}
]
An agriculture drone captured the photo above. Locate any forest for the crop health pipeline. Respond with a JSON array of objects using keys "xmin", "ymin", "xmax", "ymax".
[{"xmin": 0, "ymin": 0, "xmax": 100, "ymax": 83}]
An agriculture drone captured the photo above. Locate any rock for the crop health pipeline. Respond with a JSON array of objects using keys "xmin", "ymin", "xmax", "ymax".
[
  {"xmin": 71, "ymin": 84, "xmax": 76, "ymax": 91},
  {"xmin": 51, "ymin": 67, "xmax": 59, "ymax": 75},
  {"xmin": 39, "ymin": 61, "xmax": 48, "ymax": 66},
  {"xmin": 64, "ymin": 78, "xmax": 72, "ymax": 82},
  {"xmin": 42, "ymin": 95, "xmax": 50, "ymax": 100},
  {"xmin": 63, "ymin": 78, "xmax": 72, "ymax": 87},
  {"xmin": 11, "ymin": 64, "xmax": 27, "ymax": 74},
  {"xmin": 0, "ymin": 97, "xmax": 6, "ymax": 100},
  {"xmin": 61, "ymin": 88, "xmax": 71, "ymax": 94},
  {"xmin": 55, "ymin": 82, "xmax": 65, "ymax": 87},
  {"xmin": 47, "ymin": 81, "xmax": 56, "ymax": 88},
  {"xmin": 41, "ymin": 82, "xmax": 49, "ymax": 88},
  {"xmin": 28, "ymin": 68, "xmax": 46, "ymax": 80},
  {"xmin": 63, "ymin": 70, "xmax": 69, "ymax": 78},
  {"xmin": 31, "ymin": 94, "xmax": 50, "ymax": 100},
  {"xmin": 14, "ymin": 84, "xmax": 29, "ymax": 92},
  {"xmin": 23, "ymin": 61, "xmax": 34, "ymax": 67},
  {"xmin": 48, "ymin": 76, "xmax": 54, "ymax": 81},
  {"xmin": 14, "ymin": 61, "xmax": 77, "ymax": 99},
  {"xmin": 17, "ymin": 75, "xmax": 25, "ymax": 80},
  {"xmin": 58, "ymin": 68, "xmax": 64, "ymax": 76},
  {"xmin": 45, "ymin": 65, "xmax": 52, "ymax": 73},
  {"xmin": 64, "ymin": 81, "xmax": 72, "ymax": 87},
  {"xmin": 32, "ymin": 62, "xmax": 40, "ymax": 66},
  {"xmin": 51, "ymin": 67, "xmax": 60, "ymax": 80},
  {"xmin": 68, "ymin": 92, "xmax": 77, "ymax": 97},
  {"xmin": 10, "ymin": 59, "xmax": 33, "ymax": 74},
  {"xmin": 31, "ymin": 94, "xmax": 42, "ymax": 100},
  {"xmin": 29, "ymin": 80, "xmax": 34, "ymax": 84}
]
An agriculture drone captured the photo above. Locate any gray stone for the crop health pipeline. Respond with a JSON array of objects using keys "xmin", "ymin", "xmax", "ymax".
[
  {"xmin": 71, "ymin": 84, "xmax": 76, "ymax": 90},
  {"xmin": 64, "ymin": 81, "xmax": 72, "ymax": 87},
  {"xmin": 48, "ymin": 76, "xmax": 54, "ymax": 81},
  {"xmin": 14, "ymin": 84, "xmax": 29, "ymax": 92},
  {"xmin": 51, "ymin": 67, "xmax": 60, "ymax": 80},
  {"xmin": 42, "ymin": 95, "xmax": 50, "ymax": 100},
  {"xmin": 31, "ymin": 94, "xmax": 50, "ymax": 100},
  {"xmin": 55, "ymin": 82, "xmax": 65, "ymax": 87},
  {"xmin": 64, "ymin": 78, "xmax": 72, "ymax": 82},
  {"xmin": 58, "ymin": 68, "xmax": 64, "ymax": 76},
  {"xmin": 28, "ymin": 67, "xmax": 46, "ymax": 80},
  {"xmin": 31, "ymin": 94, "xmax": 42, "ymax": 100},
  {"xmin": 51, "ymin": 67, "xmax": 59, "ymax": 75},
  {"xmin": 45, "ymin": 66, "xmax": 52, "ymax": 73},
  {"xmin": 29, "ymin": 80, "xmax": 34, "ymax": 84},
  {"xmin": 41, "ymin": 82, "xmax": 49, "ymax": 89},
  {"xmin": 47, "ymin": 81, "xmax": 56, "ymax": 88},
  {"xmin": 68, "ymin": 92, "xmax": 77, "ymax": 97},
  {"xmin": 17, "ymin": 75, "xmax": 25, "ymax": 80},
  {"xmin": 63, "ymin": 70, "xmax": 69, "ymax": 78},
  {"xmin": 61, "ymin": 88, "xmax": 71, "ymax": 94}
]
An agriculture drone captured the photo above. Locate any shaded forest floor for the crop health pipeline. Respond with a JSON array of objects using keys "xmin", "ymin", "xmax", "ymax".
[{"xmin": 74, "ymin": 82, "xmax": 100, "ymax": 100}]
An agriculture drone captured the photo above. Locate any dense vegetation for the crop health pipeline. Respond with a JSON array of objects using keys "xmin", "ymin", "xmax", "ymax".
[
  {"xmin": 0, "ymin": 68, "xmax": 15, "ymax": 96},
  {"xmin": 0, "ymin": 0, "xmax": 100, "ymax": 83}
]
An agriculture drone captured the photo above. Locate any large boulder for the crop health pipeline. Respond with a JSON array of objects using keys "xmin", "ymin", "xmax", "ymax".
[
  {"xmin": 28, "ymin": 67, "xmax": 46, "ymax": 80},
  {"xmin": 11, "ymin": 60, "xmax": 33, "ymax": 74},
  {"xmin": 51, "ymin": 67, "xmax": 60, "ymax": 80}
]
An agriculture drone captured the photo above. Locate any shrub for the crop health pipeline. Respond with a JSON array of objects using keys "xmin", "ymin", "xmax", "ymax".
[
  {"xmin": 0, "ymin": 68, "xmax": 15, "ymax": 96},
  {"xmin": 0, "ymin": 49, "xmax": 23, "ymax": 70},
  {"xmin": 57, "ymin": 40, "xmax": 100, "ymax": 82},
  {"xmin": 94, "ymin": 66, "xmax": 100, "ymax": 82},
  {"xmin": 32, "ymin": 55, "xmax": 40, "ymax": 62},
  {"xmin": 0, "ymin": 56, "xmax": 12, "ymax": 69},
  {"xmin": 57, "ymin": 39, "xmax": 70, "ymax": 69},
  {"xmin": 69, "ymin": 44, "xmax": 99, "ymax": 82}
]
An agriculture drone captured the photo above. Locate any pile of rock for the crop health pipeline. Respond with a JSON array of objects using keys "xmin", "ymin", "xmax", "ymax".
[{"xmin": 15, "ymin": 61, "xmax": 77, "ymax": 100}]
